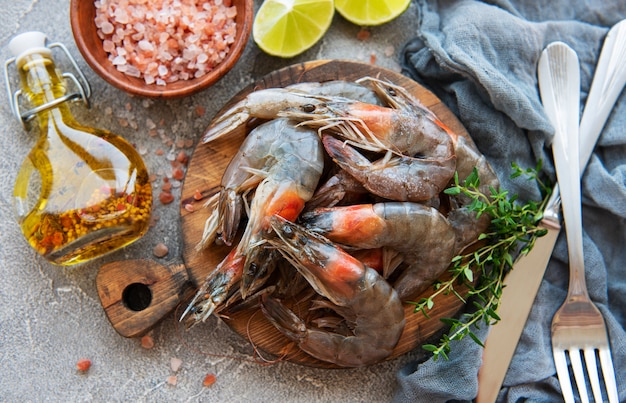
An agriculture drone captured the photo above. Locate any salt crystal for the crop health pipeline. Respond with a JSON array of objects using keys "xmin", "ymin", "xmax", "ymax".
[
  {"xmin": 112, "ymin": 55, "xmax": 127, "ymax": 65},
  {"xmin": 157, "ymin": 65, "xmax": 168, "ymax": 77},
  {"xmin": 101, "ymin": 21, "xmax": 114, "ymax": 35},
  {"xmin": 103, "ymin": 40, "xmax": 115, "ymax": 52},
  {"xmin": 138, "ymin": 40, "xmax": 154, "ymax": 52},
  {"xmin": 125, "ymin": 65, "xmax": 141, "ymax": 77},
  {"xmin": 96, "ymin": 0, "xmax": 238, "ymax": 85},
  {"xmin": 153, "ymin": 242, "xmax": 169, "ymax": 258},
  {"xmin": 115, "ymin": 8, "xmax": 130, "ymax": 24},
  {"xmin": 134, "ymin": 22, "xmax": 146, "ymax": 33},
  {"xmin": 170, "ymin": 357, "xmax": 183, "ymax": 372}
]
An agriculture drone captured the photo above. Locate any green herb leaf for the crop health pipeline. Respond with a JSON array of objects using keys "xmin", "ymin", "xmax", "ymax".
[{"xmin": 417, "ymin": 162, "xmax": 552, "ymax": 359}]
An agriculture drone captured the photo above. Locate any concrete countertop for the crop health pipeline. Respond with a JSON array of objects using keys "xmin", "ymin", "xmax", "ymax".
[{"xmin": 0, "ymin": 1, "xmax": 427, "ymax": 401}]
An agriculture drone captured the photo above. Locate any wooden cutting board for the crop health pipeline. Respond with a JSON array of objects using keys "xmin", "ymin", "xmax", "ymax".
[{"xmin": 97, "ymin": 60, "xmax": 473, "ymax": 368}]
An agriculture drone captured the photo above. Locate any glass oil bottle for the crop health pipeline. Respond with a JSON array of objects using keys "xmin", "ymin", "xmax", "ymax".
[{"xmin": 4, "ymin": 32, "xmax": 153, "ymax": 266}]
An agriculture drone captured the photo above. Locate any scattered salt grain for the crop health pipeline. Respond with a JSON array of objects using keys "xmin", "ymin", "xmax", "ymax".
[
  {"xmin": 176, "ymin": 150, "xmax": 189, "ymax": 165},
  {"xmin": 203, "ymin": 373, "xmax": 217, "ymax": 387},
  {"xmin": 95, "ymin": 0, "xmax": 237, "ymax": 85},
  {"xmin": 172, "ymin": 167, "xmax": 185, "ymax": 181},
  {"xmin": 141, "ymin": 334, "xmax": 155, "ymax": 349},
  {"xmin": 153, "ymin": 242, "xmax": 169, "ymax": 258},
  {"xmin": 159, "ymin": 191, "xmax": 175, "ymax": 205},
  {"xmin": 170, "ymin": 357, "xmax": 183, "ymax": 372},
  {"xmin": 357, "ymin": 29, "xmax": 371, "ymax": 41},
  {"xmin": 76, "ymin": 358, "xmax": 92, "ymax": 372}
]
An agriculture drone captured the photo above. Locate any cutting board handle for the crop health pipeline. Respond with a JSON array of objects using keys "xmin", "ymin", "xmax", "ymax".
[{"xmin": 96, "ymin": 259, "xmax": 190, "ymax": 338}]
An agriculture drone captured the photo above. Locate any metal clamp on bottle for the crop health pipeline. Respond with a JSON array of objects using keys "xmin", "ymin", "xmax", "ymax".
[{"xmin": 4, "ymin": 39, "xmax": 91, "ymax": 127}]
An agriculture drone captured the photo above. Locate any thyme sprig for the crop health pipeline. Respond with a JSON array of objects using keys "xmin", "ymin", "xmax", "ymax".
[{"xmin": 411, "ymin": 161, "xmax": 552, "ymax": 361}]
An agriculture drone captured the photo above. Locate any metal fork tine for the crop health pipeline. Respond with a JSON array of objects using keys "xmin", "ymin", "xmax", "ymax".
[
  {"xmin": 553, "ymin": 350, "xmax": 575, "ymax": 403},
  {"xmin": 569, "ymin": 350, "xmax": 590, "ymax": 403},
  {"xmin": 599, "ymin": 348, "xmax": 619, "ymax": 403},
  {"xmin": 583, "ymin": 348, "xmax": 602, "ymax": 402}
]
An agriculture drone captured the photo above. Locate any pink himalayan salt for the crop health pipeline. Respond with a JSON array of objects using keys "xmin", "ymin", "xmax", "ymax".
[{"xmin": 94, "ymin": 0, "xmax": 237, "ymax": 86}]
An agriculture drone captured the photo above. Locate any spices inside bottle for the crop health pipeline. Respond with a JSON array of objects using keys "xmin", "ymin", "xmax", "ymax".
[{"xmin": 7, "ymin": 32, "xmax": 153, "ymax": 265}]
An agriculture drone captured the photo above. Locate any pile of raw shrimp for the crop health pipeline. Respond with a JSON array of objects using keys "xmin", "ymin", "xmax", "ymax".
[{"xmin": 181, "ymin": 77, "xmax": 500, "ymax": 367}]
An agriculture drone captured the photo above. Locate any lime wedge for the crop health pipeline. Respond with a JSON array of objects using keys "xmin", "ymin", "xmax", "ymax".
[
  {"xmin": 335, "ymin": 0, "xmax": 411, "ymax": 26},
  {"xmin": 253, "ymin": 0, "xmax": 335, "ymax": 58}
]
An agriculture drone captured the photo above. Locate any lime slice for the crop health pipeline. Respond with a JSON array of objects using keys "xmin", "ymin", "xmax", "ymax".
[
  {"xmin": 253, "ymin": 0, "xmax": 335, "ymax": 58},
  {"xmin": 335, "ymin": 0, "xmax": 411, "ymax": 26}
]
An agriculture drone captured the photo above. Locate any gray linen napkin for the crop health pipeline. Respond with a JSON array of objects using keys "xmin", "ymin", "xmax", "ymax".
[{"xmin": 396, "ymin": 0, "xmax": 626, "ymax": 401}]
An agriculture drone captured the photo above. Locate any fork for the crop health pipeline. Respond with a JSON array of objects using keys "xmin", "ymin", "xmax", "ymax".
[{"xmin": 539, "ymin": 42, "xmax": 619, "ymax": 403}]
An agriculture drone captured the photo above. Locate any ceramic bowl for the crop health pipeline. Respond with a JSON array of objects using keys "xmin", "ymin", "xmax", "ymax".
[{"xmin": 70, "ymin": 0, "xmax": 253, "ymax": 98}]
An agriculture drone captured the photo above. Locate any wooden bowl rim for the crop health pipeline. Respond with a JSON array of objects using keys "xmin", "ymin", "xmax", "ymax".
[{"xmin": 69, "ymin": 0, "xmax": 253, "ymax": 99}]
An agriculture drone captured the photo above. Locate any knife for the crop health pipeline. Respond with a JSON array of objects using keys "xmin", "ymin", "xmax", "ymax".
[{"xmin": 476, "ymin": 19, "xmax": 626, "ymax": 403}]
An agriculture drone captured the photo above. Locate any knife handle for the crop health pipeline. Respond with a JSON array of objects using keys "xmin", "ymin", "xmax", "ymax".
[{"xmin": 578, "ymin": 19, "xmax": 626, "ymax": 170}]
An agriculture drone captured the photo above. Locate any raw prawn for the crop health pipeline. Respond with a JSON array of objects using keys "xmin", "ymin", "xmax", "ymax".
[
  {"xmin": 182, "ymin": 119, "xmax": 324, "ymax": 324},
  {"xmin": 261, "ymin": 215, "xmax": 405, "ymax": 367},
  {"xmin": 301, "ymin": 202, "xmax": 456, "ymax": 300},
  {"xmin": 280, "ymin": 77, "xmax": 456, "ymax": 159},
  {"xmin": 359, "ymin": 78, "xmax": 500, "ymax": 251},
  {"xmin": 202, "ymin": 80, "xmax": 382, "ymax": 143},
  {"xmin": 276, "ymin": 77, "xmax": 457, "ymax": 201},
  {"xmin": 322, "ymin": 134, "xmax": 455, "ymax": 202}
]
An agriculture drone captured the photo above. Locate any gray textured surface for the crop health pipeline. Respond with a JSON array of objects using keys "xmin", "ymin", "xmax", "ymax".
[{"xmin": 0, "ymin": 1, "xmax": 425, "ymax": 401}]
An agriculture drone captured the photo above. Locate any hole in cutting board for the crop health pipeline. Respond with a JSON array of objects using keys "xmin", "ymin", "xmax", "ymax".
[{"xmin": 122, "ymin": 283, "xmax": 152, "ymax": 311}]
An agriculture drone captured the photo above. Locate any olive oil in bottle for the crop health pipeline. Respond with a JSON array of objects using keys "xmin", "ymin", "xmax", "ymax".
[{"xmin": 6, "ymin": 32, "xmax": 152, "ymax": 265}]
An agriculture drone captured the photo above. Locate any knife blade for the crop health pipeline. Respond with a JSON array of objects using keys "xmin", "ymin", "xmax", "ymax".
[{"xmin": 476, "ymin": 19, "xmax": 626, "ymax": 403}]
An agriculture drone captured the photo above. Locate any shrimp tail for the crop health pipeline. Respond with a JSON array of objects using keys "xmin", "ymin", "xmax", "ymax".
[
  {"xmin": 260, "ymin": 295, "xmax": 307, "ymax": 342},
  {"xmin": 218, "ymin": 188, "xmax": 244, "ymax": 246},
  {"xmin": 202, "ymin": 103, "xmax": 251, "ymax": 143}
]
